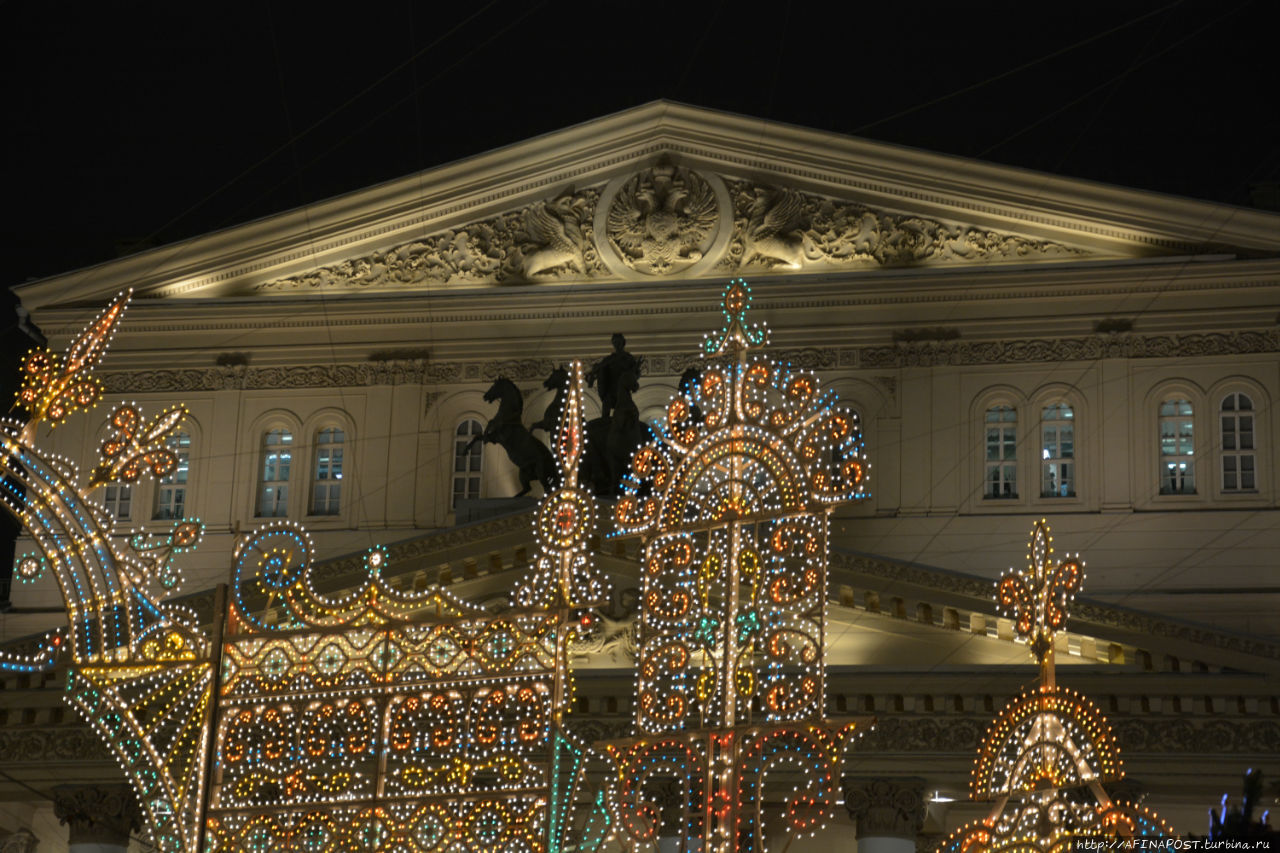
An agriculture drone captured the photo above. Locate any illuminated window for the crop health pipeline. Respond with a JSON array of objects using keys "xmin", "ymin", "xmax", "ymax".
[
  {"xmin": 1159, "ymin": 399, "xmax": 1195, "ymax": 495},
  {"xmin": 1220, "ymin": 393, "xmax": 1255, "ymax": 492},
  {"xmin": 257, "ymin": 428, "xmax": 292, "ymax": 517},
  {"xmin": 310, "ymin": 427, "xmax": 345, "ymax": 515},
  {"xmin": 984, "ymin": 406, "xmax": 1017, "ymax": 499},
  {"xmin": 153, "ymin": 431, "xmax": 191, "ymax": 519},
  {"xmin": 1040, "ymin": 404, "xmax": 1075, "ymax": 497},
  {"xmin": 453, "ymin": 420, "xmax": 483, "ymax": 507},
  {"xmin": 102, "ymin": 483, "xmax": 132, "ymax": 520}
]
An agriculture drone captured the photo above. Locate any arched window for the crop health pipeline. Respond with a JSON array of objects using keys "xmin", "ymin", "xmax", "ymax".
[
  {"xmin": 1220, "ymin": 393, "xmax": 1255, "ymax": 492},
  {"xmin": 1040, "ymin": 403, "xmax": 1075, "ymax": 498},
  {"xmin": 102, "ymin": 483, "xmax": 132, "ymax": 520},
  {"xmin": 153, "ymin": 431, "xmax": 191, "ymax": 519},
  {"xmin": 984, "ymin": 405, "xmax": 1017, "ymax": 499},
  {"xmin": 256, "ymin": 428, "xmax": 293, "ymax": 517},
  {"xmin": 1159, "ymin": 399, "xmax": 1195, "ymax": 495},
  {"xmin": 310, "ymin": 427, "xmax": 345, "ymax": 515},
  {"xmin": 453, "ymin": 420, "xmax": 483, "ymax": 507}
]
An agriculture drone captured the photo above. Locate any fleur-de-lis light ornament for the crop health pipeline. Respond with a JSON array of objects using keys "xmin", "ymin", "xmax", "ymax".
[
  {"xmin": 995, "ymin": 518, "xmax": 1083, "ymax": 685},
  {"xmin": 89, "ymin": 402, "xmax": 189, "ymax": 487}
]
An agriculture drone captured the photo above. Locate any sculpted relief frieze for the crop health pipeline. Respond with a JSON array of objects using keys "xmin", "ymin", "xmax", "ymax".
[
  {"xmin": 258, "ymin": 188, "xmax": 607, "ymax": 291},
  {"xmin": 252, "ymin": 161, "xmax": 1089, "ymax": 292},
  {"xmin": 717, "ymin": 182, "xmax": 1085, "ymax": 271}
]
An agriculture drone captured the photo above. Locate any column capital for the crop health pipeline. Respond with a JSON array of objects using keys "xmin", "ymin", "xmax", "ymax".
[
  {"xmin": 52, "ymin": 784, "xmax": 141, "ymax": 848},
  {"xmin": 842, "ymin": 776, "xmax": 927, "ymax": 840},
  {"xmin": 1, "ymin": 829, "xmax": 39, "ymax": 853}
]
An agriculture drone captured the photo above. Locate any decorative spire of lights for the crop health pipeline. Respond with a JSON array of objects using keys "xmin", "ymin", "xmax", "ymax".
[
  {"xmin": 938, "ymin": 520, "xmax": 1172, "ymax": 853},
  {"xmin": 514, "ymin": 360, "xmax": 611, "ymax": 609},
  {"xmin": 16, "ymin": 289, "xmax": 130, "ymax": 439},
  {"xmin": 605, "ymin": 279, "xmax": 869, "ymax": 853}
]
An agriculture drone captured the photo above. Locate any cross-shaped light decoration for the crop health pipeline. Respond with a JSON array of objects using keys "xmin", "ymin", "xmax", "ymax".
[{"xmin": 995, "ymin": 518, "xmax": 1084, "ymax": 682}]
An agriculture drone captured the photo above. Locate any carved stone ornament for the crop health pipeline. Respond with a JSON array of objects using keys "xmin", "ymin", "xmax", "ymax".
[
  {"xmin": 843, "ymin": 777, "xmax": 927, "ymax": 840},
  {"xmin": 248, "ymin": 168, "xmax": 1093, "ymax": 291},
  {"xmin": 0, "ymin": 830, "xmax": 38, "ymax": 853},
  {"xmin": 52, "ymin": 784, "xmax": 142, "ymax": 847},
  {"xmin": 597, "ymin": 159, "xmax": 730, "ymax": 277},
  {"xmin": 257, "ymin": 188, "xmax": 606, "ymax": 291},
  {"xmin": 718, "ymin": 180, "xmax": 1086, "ymax": 270}
]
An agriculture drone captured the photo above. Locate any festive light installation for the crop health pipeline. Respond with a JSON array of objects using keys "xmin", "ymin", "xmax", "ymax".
[
  {"xmin": 938, "ymin": 520, "xmax": 1172, "ymax": 853},
  {"xmin": 605, "ymin": 279, "xmax": 870, "ymax": 853},
  {"xmin": 0, "ymin": 291, "xmax": 216, "ymax": 853},
  {"xmin": 207, "ymin": 361, "xmax": 610, "ymax": 852}
]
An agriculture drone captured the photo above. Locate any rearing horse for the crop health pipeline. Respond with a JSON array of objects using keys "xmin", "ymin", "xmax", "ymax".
[{"xmin": 467, "ymin": 377, "xmax": 559, "ymax": 497}]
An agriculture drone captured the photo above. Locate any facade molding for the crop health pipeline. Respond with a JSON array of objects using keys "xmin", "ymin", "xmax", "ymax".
[{"xmin": 96, "ymin": 328, "xmax": 1280, "ymax": 394}]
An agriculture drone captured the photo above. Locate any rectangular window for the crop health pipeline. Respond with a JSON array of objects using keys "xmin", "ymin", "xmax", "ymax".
[
  {"xmin": 1221, "ymin": 393, "xmax": 1256, "ymax": 492},
  {"xmin": 154, "ymin": 432, "xmax": 191, "ymax": 520},
  {"xmin": 103, "ymin": 483, "xmax": 132, "ymax": 520},
  {"xmin": 984, "ymin": 406, "xmax": 1017, "ymax": 499},
  {"xmin": 257, "ymin": 429, "xmax": 293, "ymax": 517},
  {"xmin": 311, "ymin": 428, "xmax": 344, "ymax": 515},
  {"xmin": 1159, "ymin": 399, "xmax": 1195, "ymax": 495},
  {"xmin": 1040, "ymin": 404, "xmax": 1075, "ymax": 497},
  {"xmin": 454, "ymin": 420, "xmax": 483, "ymax": 507}
]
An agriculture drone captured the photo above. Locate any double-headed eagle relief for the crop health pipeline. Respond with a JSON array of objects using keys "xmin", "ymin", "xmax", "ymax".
[{"xmin": 603, "ymin": 160, "xmax": 720, "ymax": 276}]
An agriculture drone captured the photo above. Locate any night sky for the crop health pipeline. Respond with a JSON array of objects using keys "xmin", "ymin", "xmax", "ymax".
[
  {"xmin": 0, "ymin": 2, "xmax": 1274, "ymax": 597},
  {"xmin": 3, "ymin": 0, "xmax": 1276, "ymax": 288}
]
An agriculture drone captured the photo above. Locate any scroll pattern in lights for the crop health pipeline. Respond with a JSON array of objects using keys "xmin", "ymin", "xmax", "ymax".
[
  {"xmin": 0, "ymin": 290, "xmax": 216, "ymax": 853},
  {"xmin": 937, "ymin": 520, "xmax": 1171, "ymax": 853},
  {"xmin": 605, "ymin": 279, "xmax": 869, "ymax": 853},
  {"xmin": 211, "ymin": 522, "xmax": 571, "ymax": 850}
]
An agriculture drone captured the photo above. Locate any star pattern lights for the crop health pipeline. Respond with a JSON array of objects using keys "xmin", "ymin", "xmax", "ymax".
[
  {"xmin": 938, "ymin": 521, "xmax": 1172, "ymax": 853},
  {"xmin": 605, "ymin": 279, "xmax": 869, "ymax": 853}
]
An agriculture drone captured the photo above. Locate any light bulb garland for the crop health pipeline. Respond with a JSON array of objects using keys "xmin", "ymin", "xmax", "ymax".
[
  {"xmin": 938, "ymin": 520, "xmax": 1173, "ymax": 853},
  {"xmin": 603, "ymin": 279, "xmax": 870, "ymax": 853},
  {"xmin": 1, "ymin": 292, "xmax": 215, "ymax": 853}
]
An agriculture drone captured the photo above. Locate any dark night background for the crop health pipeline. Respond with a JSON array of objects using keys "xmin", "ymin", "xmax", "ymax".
[{"xmin": 1, "ymin": 0, "xmax": 1277, "ymax": 596}]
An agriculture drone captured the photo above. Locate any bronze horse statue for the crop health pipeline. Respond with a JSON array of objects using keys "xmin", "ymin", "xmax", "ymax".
[
  {"xmin": 530, "ymin": 365, "xmax": 570, "ymax": 435},
  {"xmin": 467, "ymin": 377, "xmax": 558, "ymax": 497}
]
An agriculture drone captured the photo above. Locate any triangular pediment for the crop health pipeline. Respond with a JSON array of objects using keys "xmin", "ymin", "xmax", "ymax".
[{"xmin": 18, "ymin": 102, "xmax": 1280, "ymax": 309}]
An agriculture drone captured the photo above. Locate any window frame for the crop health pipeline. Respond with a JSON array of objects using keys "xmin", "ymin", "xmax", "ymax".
[
  {"xmin": 1039, "ymin": 402, "xmax": 1076, "ymax": 499},
  {"xmin": 256, "ymin": 426, "xmax": 294, "ymax": 518},
  {"xmin": 452, "ymin": 418, "xmax": 484, "ymax": 508},
  {"xmin": 1219, "ymin": 391, "xmax": 1257, "ymax": 494},
  {"xmin": 309, "ymin": 425, "xmax": 346, "ymax": 516},
  {"xmin": 153, "ymin": 430, "xmax": 192, "ymax": 520},
  {"xmin": 983, "ymin": 404, "xmax": 1019, "ymax": 501},
  {"xmin": 1158, "ymin": 397, "xmax": 1197, "ymax": 497}
]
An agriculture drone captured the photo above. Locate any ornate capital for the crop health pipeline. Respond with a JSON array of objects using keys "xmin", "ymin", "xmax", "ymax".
[
  {"xmin": 843, "ymin": 777, "xmax": 927, "ymax": 840},
  {"xmin": 0, "ymin": 829, "xmax": 38, "ymax": 853},
  {"xmin": 52, "ymin": 784, "xmax": 141, "ymax": 847}
]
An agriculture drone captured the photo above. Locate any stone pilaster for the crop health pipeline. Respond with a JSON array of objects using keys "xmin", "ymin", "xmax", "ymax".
[
  {"xmin": 844, "ymin": 777, "xmax": 927, "ymax": 853},
  {"xmin": 52, "ymin": 785, "xmax": 140, "ymax": 852}
]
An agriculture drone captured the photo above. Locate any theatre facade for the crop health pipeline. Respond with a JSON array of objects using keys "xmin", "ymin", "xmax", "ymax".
[{"xmin": 2, "ymin": 102, "xmax": 1278, "ymax": 850}]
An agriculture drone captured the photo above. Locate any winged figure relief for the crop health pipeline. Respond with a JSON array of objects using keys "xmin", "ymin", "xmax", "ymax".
[
  {"xmin": 606, "ymin": 162, "xmax": 719, "ymax": 275},
  {"xmin": 744, "ymin": 187, "xmax": 809, "ymax": 268},
  {"xmin": 522, "ymin": 195, "xmax": 588, "ymax": 278}
]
